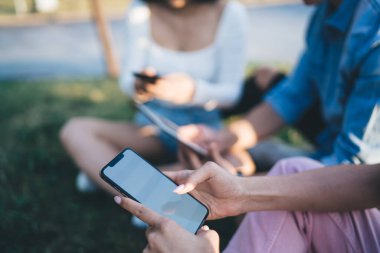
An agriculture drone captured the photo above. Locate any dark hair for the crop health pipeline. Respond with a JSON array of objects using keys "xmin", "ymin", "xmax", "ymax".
[{"xmin": 141, "ymin": 0, "xmax": 218, "ymax": 5}]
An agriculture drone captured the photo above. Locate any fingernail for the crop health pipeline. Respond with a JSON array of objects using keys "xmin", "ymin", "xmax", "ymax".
[
  {"xmin": 173, "ymin": 184, "xmax": 185, "ymax": 193},
  {"xmin": 202, "ymin": 225, "xmax": 209, "ymax": 231},
  {"xmin": 114, "ymin": 196, "xmax": 121, "ymax": 204}
]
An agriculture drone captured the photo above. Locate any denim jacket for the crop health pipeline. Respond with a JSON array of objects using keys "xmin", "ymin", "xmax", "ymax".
[{"xmin": 266, "ymin": 0, "xmax": 380, "ymax": 164}]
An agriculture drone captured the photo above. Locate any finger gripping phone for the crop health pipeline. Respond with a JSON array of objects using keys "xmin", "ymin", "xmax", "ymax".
[{"xmin": 100, "ymin": 148, "xmax": 209, "ymax": 234}]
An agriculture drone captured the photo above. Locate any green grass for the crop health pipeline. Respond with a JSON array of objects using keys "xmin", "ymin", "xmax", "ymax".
[{"xmin": 0, "ymin": 78, "xmax": 239, "ymax": 252}]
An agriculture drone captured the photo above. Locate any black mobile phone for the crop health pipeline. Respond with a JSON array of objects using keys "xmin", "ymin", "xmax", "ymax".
[
  {"xmin": 100, "ymin": 148, "xmax": 209, "ymax": 234},
  {"xmin": 133, "ymin": 72, "xmax": 160, "ymax": 83}
]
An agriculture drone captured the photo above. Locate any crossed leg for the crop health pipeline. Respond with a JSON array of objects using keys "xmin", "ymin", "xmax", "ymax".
[{"xmin": 60, "ymin": 117, "xmax": 168, "ymax": 194}]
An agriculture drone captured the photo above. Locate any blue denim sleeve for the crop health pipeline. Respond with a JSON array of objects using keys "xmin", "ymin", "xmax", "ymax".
[
  {"xmin": 265, "ymin": 53, "xmax": 318, "ymax": 124},
  {"xmin": 334, "ymin": 47, "xmax": 380, "ymax": 164}
]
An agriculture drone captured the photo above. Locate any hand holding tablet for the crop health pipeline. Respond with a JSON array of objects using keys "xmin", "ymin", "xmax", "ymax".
[{"xmin": 134, "ymin": 100, "xmax": 208, "ymax": 156}]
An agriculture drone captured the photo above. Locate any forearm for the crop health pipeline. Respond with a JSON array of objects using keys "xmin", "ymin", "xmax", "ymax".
[
  {"xmin": 225, "ymin": 102, "xmax": 285, "ymax": 149},
  {"xmin": 239, "ymin": 164, "xmax": 380, "ymax": 213}
]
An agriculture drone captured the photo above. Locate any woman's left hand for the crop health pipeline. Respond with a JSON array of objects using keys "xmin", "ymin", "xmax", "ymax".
[{"xmin": 146, "ymin": 73, "xmax": 195, "ymax": 104}]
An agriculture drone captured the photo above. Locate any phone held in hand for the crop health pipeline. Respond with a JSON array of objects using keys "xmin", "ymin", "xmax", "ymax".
[
  {"xmin": 100, "ymin": 148, "xmax": 209, "ymax": 234},
  {"xmin": 133, "ymin": 72, "xmax": 160, "ymax": 83}
]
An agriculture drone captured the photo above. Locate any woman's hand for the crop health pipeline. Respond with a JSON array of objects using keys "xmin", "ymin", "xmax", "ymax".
[
  {"xmin": 178, "ymin": 124, "xmax": 238, "ymax": 153},
  {"xmin": 134, "ymin": 68, "xmax": 157, "ymax": 103},
  {"xmin": 178, "ymin": 143, "xmax": 255, "ymax": 176},
  {"xmin": 115, "ymin": 196, "xmax": 219, "ymax": 253},
  {"xmin": 145, "ymin": 73, "xmax": 195, "ymax": 104},
  {"xmin": 166, "ymin": 161, "xmax": 246, "ymax": 220}
]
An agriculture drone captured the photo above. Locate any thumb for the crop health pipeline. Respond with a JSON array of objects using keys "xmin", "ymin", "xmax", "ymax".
[
  {"xmin": 197, "ymin": 225, "xmax": 218, "ymax": 238},
  {"xmin": 198, "ymin": 225, "xmax": 210, "ymax": 233}
]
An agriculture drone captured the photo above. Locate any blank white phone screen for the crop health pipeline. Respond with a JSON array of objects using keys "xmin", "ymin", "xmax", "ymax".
[{"xmin": 103, "ymin": 149, "xmax": 208, "ymax": 233}]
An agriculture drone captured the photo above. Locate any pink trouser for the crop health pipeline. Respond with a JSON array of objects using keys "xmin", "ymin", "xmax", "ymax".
[{"xmin": 224, "ymin": 157, "xmax": 380, "ymax": 253}]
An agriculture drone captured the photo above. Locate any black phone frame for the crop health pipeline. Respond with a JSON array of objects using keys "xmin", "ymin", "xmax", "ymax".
[{"xmin": 133, "ymin": 72, "xmax": 160, "ymax": 83}]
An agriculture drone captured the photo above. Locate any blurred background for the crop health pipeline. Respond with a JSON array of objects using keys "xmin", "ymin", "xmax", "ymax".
[{"xmin": 0, "ymin": 0, "xmax": 313, "ymax": 252}]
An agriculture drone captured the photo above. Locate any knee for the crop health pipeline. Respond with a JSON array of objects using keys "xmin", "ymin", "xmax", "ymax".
[
  {"xmin": 269, "ymin": 157, "xmax": 323, "ymax": 176},
  {"xmin": 59, "ymin": 117, "xmax": 92, "ymax": 145}
]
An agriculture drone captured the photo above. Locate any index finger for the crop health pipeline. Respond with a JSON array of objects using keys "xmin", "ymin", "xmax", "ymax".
[
  {"xmin": 173, "ymin": 162, "xmax": 217, "ymax": 194},
  {"xmin": 209, "ymin": 143, "xmax": 236, "ymax": 174},
  {"xmin": 115, "ymin": 196, "xmax": 163, "ymax": 226},
  {"xmin": 187, "ymin": 148, "xmax": 203, "ymax": 169},
  {"xmin": 178, "ymin": 144, "xmax": 203, "ymax": 170}
]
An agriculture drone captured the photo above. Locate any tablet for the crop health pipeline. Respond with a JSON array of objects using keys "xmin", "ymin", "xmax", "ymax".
[{"xmin": 135, "ymin": 102, "xmax": 208, "ymax": 156}]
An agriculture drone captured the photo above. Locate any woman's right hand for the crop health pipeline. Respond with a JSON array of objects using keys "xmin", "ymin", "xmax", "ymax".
[
  {"xmin": 165, "ymin": 161, "xmax": 245, "ymax": 220},
  {"xmin": 177, "ymin": 124, "xmax": 237, "ymax": 153}
]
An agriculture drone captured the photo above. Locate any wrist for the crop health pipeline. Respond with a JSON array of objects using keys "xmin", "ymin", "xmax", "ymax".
[
  {"xmin": 236, "ymin": 177, "xmax": 252, "ymax": 214},
  {"xmin": 238, "ymin": 176, "xmax": 281, "ymax": 213}
]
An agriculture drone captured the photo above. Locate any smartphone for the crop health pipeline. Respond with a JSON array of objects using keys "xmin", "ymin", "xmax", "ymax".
[
  {"xmin": 133, "ymin": 72, "xmax": 160, "ymax": 83},
  {"xmin": 100, "ymin": 148, "xmax": 209, "ymax": 234},
  {"xmin": 134, "ymin": 101, "xmax": 208, "ymax": 156}
]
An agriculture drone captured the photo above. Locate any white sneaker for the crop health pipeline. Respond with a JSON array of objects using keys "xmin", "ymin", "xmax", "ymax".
[
  {"xmin": 131, "ymin": 215, "xmax": 148, "ymax": 229},
  {"xmin": 76, "ymin": 172, "xmax": 98, "ymax": 193}
]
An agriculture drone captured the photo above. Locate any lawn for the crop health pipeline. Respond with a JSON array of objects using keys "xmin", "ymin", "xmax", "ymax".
[{"xmin": 0, "ymin": 78, "xmax": 240, "ymax": 252}]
